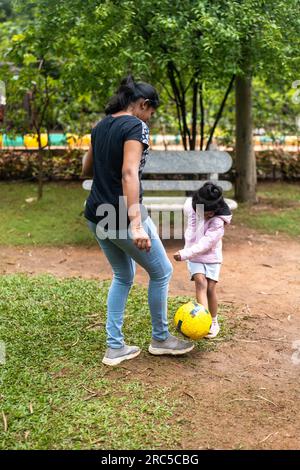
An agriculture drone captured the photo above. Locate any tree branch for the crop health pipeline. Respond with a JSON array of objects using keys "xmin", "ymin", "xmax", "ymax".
[{"xmin": 206, "ymin": 74, "xmax": 235, "ymax": 150}]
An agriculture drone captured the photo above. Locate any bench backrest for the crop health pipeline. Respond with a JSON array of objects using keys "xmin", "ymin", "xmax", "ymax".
[
  {"xmin": 142, "ymin": 150, "xmax": 232, "ymax": 192},
  {"xmin": 143, "ymin": 150, "xmax": 232, "ymax": 175},
  {"xmin": 82, "ymin": 150, "xmax": 233, "ymax": 192}
]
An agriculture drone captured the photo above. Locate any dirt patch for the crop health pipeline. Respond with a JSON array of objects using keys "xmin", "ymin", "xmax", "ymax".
[{"xmin": 1, "ymin": 223, "xmax": 300, "ymax": 449}]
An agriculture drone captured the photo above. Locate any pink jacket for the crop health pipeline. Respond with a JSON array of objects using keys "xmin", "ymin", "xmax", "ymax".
[{"xmin": 179, "ymin": 198, "xmax": 232, "ymax": 263}]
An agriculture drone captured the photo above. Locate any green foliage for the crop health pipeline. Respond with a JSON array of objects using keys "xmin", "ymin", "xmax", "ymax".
[
  {"xmin": 253, "ymin": 77, "xmax": 300, "ymax": 135},
  {"xmin": 255, "ymin": 149, "xmax": 300, "ymax": 180},
  {"xmin": 0, "ymin": 149, "xmax": 84, "ymax": 181},
  {"xmin": 0, "ymin": 0, "xmax": 13, "ymax": 21},
  {"xmin": 0, "ymin": 2, "xmax": 100, "ymax": 137},
  {"xmin": 1, "ymin": 1, "xmax": 300, "ymax": 145},
  {"xmin": 230, "ymin": 148, "xmax": 300, "ymax": 180}
]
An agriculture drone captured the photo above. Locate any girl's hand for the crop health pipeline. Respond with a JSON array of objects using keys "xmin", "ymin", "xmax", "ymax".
[
  {"xmin": 131, "ymin": 225, "xmax": 151, "ymax": 252},
  {"xmin": 173, "ymin": 251, "xmax": 182, "ymax": 261}
]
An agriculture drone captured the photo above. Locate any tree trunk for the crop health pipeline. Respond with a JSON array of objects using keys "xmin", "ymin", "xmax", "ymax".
[
  {"xmin": 190, "ymin": 79, "xmax": 198, "ymax": 150},
  {"xmin": 199, "ymin": 82, "xmax": 204, "ymax": 150},
  {"xmin": 167, "ymin": 64, "xmax": 187, "ymax": 150},
  {"xmin": 235, "ymin": 74, "xmax": 257, "ymax": 203}
]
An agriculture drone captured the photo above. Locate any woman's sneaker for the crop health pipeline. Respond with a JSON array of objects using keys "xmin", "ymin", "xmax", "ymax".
[
  {"xmin": 102, "ymin": 345, "xmax": 141, "ymax": 366},
  {"xmin": 148, "ymin": 335, "xmax": 194, "ymax": 356}
]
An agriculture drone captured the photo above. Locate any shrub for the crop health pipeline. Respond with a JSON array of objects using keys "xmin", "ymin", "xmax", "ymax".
[
  {"xmin": 0, "ymin": 149, "xmax": 84, "ymax": 181},
  {"xmin": 0, "ymin": 148, "xmax": 299, "ymax": 181}
]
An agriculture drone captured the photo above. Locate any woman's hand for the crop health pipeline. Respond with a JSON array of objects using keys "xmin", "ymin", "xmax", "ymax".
[
  {"xmin": 173, "ymin": 251, "xmax": 182, "ymax": 261},
  {"xmin": 131, "ymin": 225, "xmax": 151, "ymax": 251}
]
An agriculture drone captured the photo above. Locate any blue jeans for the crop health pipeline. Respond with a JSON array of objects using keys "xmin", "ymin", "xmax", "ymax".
[{"xmin": 87, "ymin": 217, "xmax": 172, "ymax": 348}]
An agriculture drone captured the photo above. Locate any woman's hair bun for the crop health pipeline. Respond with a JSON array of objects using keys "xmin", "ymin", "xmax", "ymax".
[
  {"xmin": 117, "ymin": 75, "xmax": 136, "ymax": 96},
  {"xmin": 105, "ymin": 74, "xmax": 159, "ymax": 115}
]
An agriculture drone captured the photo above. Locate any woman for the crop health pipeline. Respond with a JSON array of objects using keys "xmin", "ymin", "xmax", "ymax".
[{"xmin": 82, "ymin": 75, "xmax": 194, "ymax": 366}]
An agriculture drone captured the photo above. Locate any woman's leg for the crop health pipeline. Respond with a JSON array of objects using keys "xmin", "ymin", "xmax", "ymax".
[
  {"xmin": 112, "ymin": 217, "xmax": 172, "ymax": 342},
  {"xmin": 88, "ymin": 221, "xmax": 135, "ymax": 349},
  {"xmin": 193, "ymin": 273, "xmax": 208, "ymax": 309},
  {"xmin": 89, "ymin": 217, "xmax": 193, "ymax": 357}
]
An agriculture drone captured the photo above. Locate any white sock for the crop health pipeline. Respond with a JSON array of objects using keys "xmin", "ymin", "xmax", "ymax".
[{"xmin": 212, "ymin": 315, "xmax": 218, "ymax": 324}]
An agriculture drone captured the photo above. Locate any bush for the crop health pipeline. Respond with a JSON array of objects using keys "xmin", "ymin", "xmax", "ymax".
[
  {"xmin": 0, "ymin": 148, "xmax": 299, "ymax": 181},
  {"xmin": 256, "ymin": 149, "xmax": 300, "ymax": 180},
  {"xmin": 229, "ymin": 149, "xmax": 300, "ymax": 181},
  {"xmin": 0, "ymin": 149, "xmax": 84, "ymax": 181}
]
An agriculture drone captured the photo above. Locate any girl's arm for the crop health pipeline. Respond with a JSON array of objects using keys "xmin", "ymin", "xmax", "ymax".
[
  {"xmin": 122, "ymin": 140, "xmax": 151, "ymax": 251},
  {"xmin": 82, "ymin": 144, "xmax": 94, "ymax": 177},
  {"xmin": 178, "ymin": 219, "xmax": 224, "ymax": 261}
]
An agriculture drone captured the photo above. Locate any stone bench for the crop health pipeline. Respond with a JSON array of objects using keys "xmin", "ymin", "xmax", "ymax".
[{"xmin": 83, "ymin": 150, "xmax": 237, "ymax": 212}]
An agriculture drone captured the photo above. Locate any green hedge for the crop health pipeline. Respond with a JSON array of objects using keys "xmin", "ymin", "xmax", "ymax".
[
  {"xmin": 229, "ymin": 149, "xmax": 300, "ymax": 180},
  {"xmin": 0, "ymin": 149, "xmax": 84, "ymax": 181},
  {"xmin": 0, "ymin": 148, "xmax": 299, "ymax": 181}
]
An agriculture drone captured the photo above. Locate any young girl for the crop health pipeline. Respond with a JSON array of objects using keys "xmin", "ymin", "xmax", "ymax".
[{"xmin": 174, "ymin": 182, "xmax": 232, "ymax": 338}]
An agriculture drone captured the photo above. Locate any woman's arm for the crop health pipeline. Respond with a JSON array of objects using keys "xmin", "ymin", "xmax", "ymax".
[
  {"xmin": 82, "ymin": 144, "xmax": 94, "ymax": 177},
  {"xmin": 122, "ymin": 140, "xmax": 151, "ymax": 251}
]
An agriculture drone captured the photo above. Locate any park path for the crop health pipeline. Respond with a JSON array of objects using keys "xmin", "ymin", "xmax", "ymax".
[
  {"xmin": 1, "ymin": 224, "xmax": 299, "ymax": 317},
  {"xmin": 1, "ymin": 224, "xmax": 300, "ymax": 449}
]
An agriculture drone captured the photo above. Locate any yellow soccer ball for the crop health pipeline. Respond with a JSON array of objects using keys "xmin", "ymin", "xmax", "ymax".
[{"xmin": 174, "ymin": 301, "xmax": 212, "ymax": 340}]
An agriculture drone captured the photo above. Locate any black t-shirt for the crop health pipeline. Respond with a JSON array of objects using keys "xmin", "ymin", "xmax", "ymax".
[{"xmin": 84, "ymin": 114, "xmax": 150, "ymax": 228}]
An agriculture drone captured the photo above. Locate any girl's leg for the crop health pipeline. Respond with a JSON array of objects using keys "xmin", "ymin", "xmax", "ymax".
[
  {"xmin": 88, "ymin": 221, "xmax": 135, "ymax": 349},
  {"xmin": 207, "ymin": 279, "xmax": 218, "ymax": 318},
  {"xmin": 206, "ymin": 278, "xmax": 220, "ymax": 338},
  {"xmin": 193, "ymin": 273, "xmax": 208, "ymax": 309}
]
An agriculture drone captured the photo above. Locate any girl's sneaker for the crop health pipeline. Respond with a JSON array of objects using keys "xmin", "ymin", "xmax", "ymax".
[{"xmin": 205, "ymin": 320, "xmax": 220, "ymax": 339}]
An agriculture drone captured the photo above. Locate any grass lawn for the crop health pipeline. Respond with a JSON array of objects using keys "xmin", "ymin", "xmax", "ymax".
[
  {"xmin": 0, "ymin": 274, "xmax": 232, "ymax": 450},
  {"xmin": 0, "ymin": 181, "xmax": 93, "ymax": 246},
  {"xmin": 0, "ymin": 181, "xmax": 299, "ymax": 245},
  {"xmin": 231, "ymin": 182, "xmax": 300, "ymax": 238}
]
